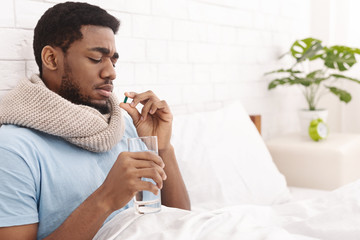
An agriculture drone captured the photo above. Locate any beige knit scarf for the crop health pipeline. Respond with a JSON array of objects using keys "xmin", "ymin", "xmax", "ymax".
[{"xmin": 0, "ymin": 74, "xmax": 125, "ymax": 152}]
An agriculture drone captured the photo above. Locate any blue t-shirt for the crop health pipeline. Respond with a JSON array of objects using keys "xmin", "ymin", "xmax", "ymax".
[{"xmin": 0, "ymin": 114, "xmax": 138, "ymax": 239}]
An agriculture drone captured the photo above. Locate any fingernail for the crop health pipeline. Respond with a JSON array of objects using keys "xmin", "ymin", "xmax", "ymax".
[
  {"xmin": 140, "ymin": 116, "xmax": 144, "ymax": 121},
  {"xmin": 130, "ymin": 102, "xmax": 135, "ymax": 107}
]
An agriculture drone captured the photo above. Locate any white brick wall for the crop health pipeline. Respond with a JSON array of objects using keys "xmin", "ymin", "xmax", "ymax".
[{"xmin": 0, "ymin": 0, "xmax": 312, "ymax": 139}]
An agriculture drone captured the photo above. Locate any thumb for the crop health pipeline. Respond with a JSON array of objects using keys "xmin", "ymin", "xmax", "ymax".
[{"xmin": 120, "ymin": 102, "xmax": 141, "ymax": 123}]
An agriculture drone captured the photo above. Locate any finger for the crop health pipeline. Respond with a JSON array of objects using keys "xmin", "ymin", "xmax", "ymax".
[
  {"xmin": 136, "ymin": 168, "xmax": 164, "ymax": 189},
  {"xmin": 133, "ymin": 160, "xmax": 167, "ymax": 180},
  {"xmin": 130, "ymin": 90, "xmax": 160, "ymax": 109},
  {"xmin": 128, "ymin": 151, "xmax": 165, "ymax": 168},
  {"xmin": 119, "ymin": 102, "xmax": 141, "ymax": 123},
  {"xmin": 149, "ymin": 100, "xmax": 171, "ymax": 115},
  {"xmin": 140, "ymin": 99, "xmax": 156, "ymax": 121},
  {"xmin": 137, "ymin": 181, "xmax": 160, "ymax": 195},
  {"xmin": 123, "ymin": 92, "xmax": 139, "ymax": 108}
]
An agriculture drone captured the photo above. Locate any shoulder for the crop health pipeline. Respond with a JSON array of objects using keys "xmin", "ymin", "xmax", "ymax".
[
  {"xmin": 0, "ymin": 124, "xmax": 48, "ymax": 150},
  {"xmin": 0, "ymin": 124, "xmax": 61, "ymax": 163}
]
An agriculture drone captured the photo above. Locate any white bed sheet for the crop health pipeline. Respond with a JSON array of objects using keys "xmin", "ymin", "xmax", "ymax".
[
  {"xmin": 288, "ymin": 187, "xmax": 330, "ymax": 202},
  {"xmin": 94, "ymin": 180, "xmax": 360, "ymax": 240}
]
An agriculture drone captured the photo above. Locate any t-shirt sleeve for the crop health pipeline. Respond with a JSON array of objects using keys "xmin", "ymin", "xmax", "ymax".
[{"xmin": 0, "ymin": 147, "xmax": 39, "ymax": 227}]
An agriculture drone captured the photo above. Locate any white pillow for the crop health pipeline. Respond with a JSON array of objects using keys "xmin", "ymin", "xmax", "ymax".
[{"xmin": 171, "ymin": 101, "xmax": 290, "ymax": 210}]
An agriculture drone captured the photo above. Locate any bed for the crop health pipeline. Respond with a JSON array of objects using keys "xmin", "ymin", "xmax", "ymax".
[{"xmin": 93, "ymin": 101, "xmax": 360, "ymax": 240}]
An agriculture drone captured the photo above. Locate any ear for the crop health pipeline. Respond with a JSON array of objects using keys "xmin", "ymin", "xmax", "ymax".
[{"xmin": 41, "ymin": 46, "xmax": 61, "ymax": 71}]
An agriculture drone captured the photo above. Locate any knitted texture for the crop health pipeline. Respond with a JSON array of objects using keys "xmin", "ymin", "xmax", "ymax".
[{"xmin": 0, "ymin": 74, "xmax": 125, "ymax": 152}]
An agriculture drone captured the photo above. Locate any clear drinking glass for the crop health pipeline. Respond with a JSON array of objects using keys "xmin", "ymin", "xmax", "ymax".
[{"xmin": 127, "ymin": 136, "xmax": 161, "ymax": 214}]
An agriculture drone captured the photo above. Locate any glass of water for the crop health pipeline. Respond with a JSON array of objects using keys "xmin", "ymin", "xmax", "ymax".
[{"xmin": 127, "ymin": 136, "xmax": 161, "ymax": 214}]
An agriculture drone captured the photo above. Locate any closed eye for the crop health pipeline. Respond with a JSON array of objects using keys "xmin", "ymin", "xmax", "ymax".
[{"xmin": 89, "ymin": 58, "xmax": 102, "ymax": 63}]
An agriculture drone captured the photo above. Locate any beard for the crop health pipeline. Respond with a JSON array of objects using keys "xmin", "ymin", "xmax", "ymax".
[{"xmin": 58, "ymin": 60, "xmax": 111, "ymax": 114}]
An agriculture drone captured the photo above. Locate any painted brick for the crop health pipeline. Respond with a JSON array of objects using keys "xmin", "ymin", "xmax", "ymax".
[
  {"xmin": 272, "ymin": 32, "xmax": 292, "ymax": 52},
  {"xmin": 113, "ymin": 84, "xmax": 145, "ymax": 99},
  {"xmin": 210, "ymin": 64, "xmax": 242, "ymax": 83},
  {"xmin": 259, "ymin": 0, "xmax": 281, "ymax": 15},
  {"xmin": 46, "ymin": 0, "xmax": 101, "ymax": 4},
  {"xmin": 146, "ymin": 40, "xmax": 168, "ymax": 62},
  {"xmin": 133, "ymin": 15, "xmax": 172, "ymax": 40},
  {"xmin": 193, "ymin": 64, "xmax": 211, "ymax": 83},
  {"xmin": 148, "ymin": 84, "xmax": 183, "ymax": 106},
  {"xmin": 173, "ymin": 20, "xmax": 208, "ymax": 42},
  {"xmin": 238, "ymin": 46, "xmax": 259, "ymax": 64},
  {"xmin": 26, "ymin": 60, "xmax": 39, "ymax": 78},
  {"xmin": 15, "ymin": 1, "xmax": 54, "ymax": 29},
  {"xmin": 0, "ymin": 29, "xmax": 34, "ymax": 60},
  {"xmin": 98, "ymin": 0, "xmax": 126, "ymax": 12},
  {"xmin": 182, "ymin": 83, "xmax": 214, "ymax": 103},
  {"xmin": 0, "ymin": 61, "xmax": 26, "ymax": 89},
  {"xmin": 152, "ymin": 0, "xmax": 188, "ymax": 19},
  {"xmin": 189, "ymin": 1, "xmax": 253, "ymax": 28},
  {"xmin": 237, "ymin": 29, "xmax": 273, "ymax": 46},
  {"xmin": 207, "ymin": 25, "xmax": 237, "ymax": 44},
  {"xmin": 158, "ymin": 63, "xmax": 192, "ymax": 84},
  {"xmin": 116, "ymin": 37, "xmax": 146, "ymax": 62},
  {"xmin": 0, "ymin": 0, "xmax": 314, "ymax": 140},
  {"xmin": 217, "ymin": 45, "xmax": 243, "ymax": 63},
  {"xmin": 281, "ymin": 0, "xmax": 310, "ymax": 19},
  {"xmin": 168, "ymin": 42, "xmax": 187, "ymax": 63},
  {"xmin": 188, "ymin": 43, "xmax": 217, "ymax": 63},
  {"xmin": 0, "ymin": 0, "xmax": 15, "ymax": 27},
  {"xmin": 134, "ymin": 63, "xmax": 158, "ymax": 84},
  {"xmin": 253, "ymin": 12, "xmax": 267, "ymax": 30},
  {"xmin": 114, "ymin": 62, "xmax": 135, "ymax": 85},
  {"xmin": 256, "ymin": 47, "xmax": 278, "ymax": 64},
  {"xmin": 109, "ymin": 11, "xmax": 132, "ymax": 37},
  {"xmin": 125, "ymin": 0, "xmax": 151, "ymax": 14},
  {"xmin": 236, "ymin": 65, "xmax": 267, "ymax": 82},
  {"xmin": 213, "ymin": 83, "xmax": 238, "ymax": 101},
  {"xmin": 193, "ymin": 0, "xmax": 260, "ymax": 10}
]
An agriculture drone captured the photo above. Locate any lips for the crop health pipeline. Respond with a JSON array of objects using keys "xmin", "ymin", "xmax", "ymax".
[{"xmin": 96, "ymin": 84, "xmax": 113, "ymax": 98}]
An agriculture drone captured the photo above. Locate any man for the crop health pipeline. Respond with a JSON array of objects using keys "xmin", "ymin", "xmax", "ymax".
[{"xmin": 0, "ymin": 2, "xmax": 190, "ymax": 239}]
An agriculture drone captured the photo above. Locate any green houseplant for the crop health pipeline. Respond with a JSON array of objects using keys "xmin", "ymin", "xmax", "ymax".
[{"xmin": 266, "ymin": 37, "xmax": 360, "ymax": 111}]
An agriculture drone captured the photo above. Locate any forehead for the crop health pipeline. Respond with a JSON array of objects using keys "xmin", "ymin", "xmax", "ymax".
[{"xmin": 71, "ymin": 25, "xmax": 116, "ymax": 52}]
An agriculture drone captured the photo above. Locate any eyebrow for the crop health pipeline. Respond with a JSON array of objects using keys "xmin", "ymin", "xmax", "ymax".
[{"xmin": 88, "ymin": 47, "xmax": 119, "ymax": 59}]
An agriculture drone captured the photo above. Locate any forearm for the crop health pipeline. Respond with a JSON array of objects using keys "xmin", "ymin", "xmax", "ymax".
[
  {"xmin": 44, "ymin": 186, "xmax": 113, "ymax": 240},
  {"xmin": 159, "ymin": 145, "xmax": 191, "ymax": 210}
]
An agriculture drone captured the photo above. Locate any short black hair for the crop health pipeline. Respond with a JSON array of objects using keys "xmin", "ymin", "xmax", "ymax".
[{"xmin": 33, "ymin": 1, "xmax": 120, "ymax": 76}]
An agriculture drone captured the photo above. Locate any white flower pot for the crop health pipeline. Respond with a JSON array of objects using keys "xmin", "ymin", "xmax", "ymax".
[{"xmin": 298, "ymin": 109, "xmax": 328, "ymax": 136}]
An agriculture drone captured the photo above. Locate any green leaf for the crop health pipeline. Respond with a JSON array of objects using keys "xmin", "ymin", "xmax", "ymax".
[
  {"xmin": 323, "ymin": 46, "xmax": 357, "ymax": 71},
  {"xmin": 306, "ymin": 70, "xmax": 322, "ymax": 78},
  {"xmin": 264, "ymin": 68, "xmax": 302, "ymax": 75},
  {"xmin": 305, "ymin": 70, "xmax": 329, "ymax": 84},
  {"xmin": 290, "ymin": 38, "xmax": 323, "ymax": 62},
  {"xmin": 268, "ymin": 77, "xmax": 297, "ymax": 89},
  {"xmin": 296, "ymin": 78, "xmax": 312, "ymax": 87},
  {"xmin": 326, "ymin": 86, "xmax": 352, "ymax": 103},
  {"xmin": 331, "ymin": 73, "xmax": 360, "ymax": 84},
  {"xmin": 350, "ymin": 47, "xmax": 360, "ymax": 55}
]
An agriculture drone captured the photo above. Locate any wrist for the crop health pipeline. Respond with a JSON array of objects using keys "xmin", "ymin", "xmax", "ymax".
[
  {"xmin": 159, "ymin": 144, "xmax": 174, "ymax": 156},
  {"xmin": 94, "ymin": 184, "xmax": 116, "ymax": 215}
]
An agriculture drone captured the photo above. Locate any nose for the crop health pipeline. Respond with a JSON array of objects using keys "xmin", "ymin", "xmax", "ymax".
[{"xmin": 100, "ymin": 58, "xmax": 116, "ymax": 81}]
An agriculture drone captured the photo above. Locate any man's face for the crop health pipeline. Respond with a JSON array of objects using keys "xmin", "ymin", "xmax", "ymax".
[{"xmin": 58, "ymin": 25, "xmax": 118, "ymax": 114}]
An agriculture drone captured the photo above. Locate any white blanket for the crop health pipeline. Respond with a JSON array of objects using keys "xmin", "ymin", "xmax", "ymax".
[{"xmin": 94, "ymin": 180, "xmax": 360, "ymax": 240}]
